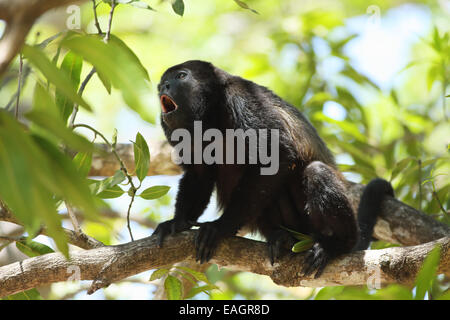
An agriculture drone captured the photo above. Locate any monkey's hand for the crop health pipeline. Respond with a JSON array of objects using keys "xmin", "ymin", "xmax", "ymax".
[
  {"xmin": 152, "ymin": 218, "xmax": 193, "ymax": 247},
  {"xmin": 301, "ymin": 242, "xmax": 330, "ymax": 279},
  {"xmin": 194, "ymin": 221, "xmax": 225, "ymax": 264},
  {"xmin": 267, "ymin": 229, "xmax": 297, "ymax": 265}
]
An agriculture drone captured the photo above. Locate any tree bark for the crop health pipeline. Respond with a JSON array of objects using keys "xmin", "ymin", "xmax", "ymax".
[
  {"xmin": 0, "ymin": 231, "xmax": 448, "ymax": 297},
  {"xmin": 0, "ymin": 0, "xmax": 89, "ymax": 76}
]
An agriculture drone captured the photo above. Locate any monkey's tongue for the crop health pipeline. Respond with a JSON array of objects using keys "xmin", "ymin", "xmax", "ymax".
[{"xmin": 160, "ymin": 95, "xmax": 178, "ymax": 113}]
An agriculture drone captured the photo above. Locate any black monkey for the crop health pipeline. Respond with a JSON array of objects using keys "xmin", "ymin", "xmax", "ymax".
[{"xmin": 152, "ymin": 60, "xmax": 394, "ymax": 278}]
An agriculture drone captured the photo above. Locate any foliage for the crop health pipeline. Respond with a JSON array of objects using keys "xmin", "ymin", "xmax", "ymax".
[{"xmin": 0, "ymin": 0, "xmax": 448, "ymax": 300}]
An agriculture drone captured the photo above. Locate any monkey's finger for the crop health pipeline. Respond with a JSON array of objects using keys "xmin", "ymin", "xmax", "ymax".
[
  {"xmin": 268, "ymin": 244, "xmax": 275, "ymax": 265},
  {"xmin": 195, "ymin": 227, "xmax": 209, "ymax": 262},
  {"xmin": 301, "ymin": 247, "xmax": 320, "ymax": 276},
  {"xmin": 313, "ymin": 258, "xmax": 328, "ymax": 279},
  {"xmin": 153, "ymin": 225, "xmax": 168, "ymax": 248},
  {"xmin": 205, "ymin": 243, "xmax": 216, "ymax": 263},
  {"xmin": 199, "ymin": 228, "xmax": 214, "ymax": 264}
]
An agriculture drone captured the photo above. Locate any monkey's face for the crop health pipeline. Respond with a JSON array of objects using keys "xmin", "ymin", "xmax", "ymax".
[
  {"xmin": 158, "ymin": 60, "xmax": 223, "ymax": 131},
  {"xmin": 158, "ymin": 67, "xmax": 195, "ymax": 130}
]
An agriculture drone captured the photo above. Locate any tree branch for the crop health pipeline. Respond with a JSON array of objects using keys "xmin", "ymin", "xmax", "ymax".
[
  {"xmin": 0, "ymin": 206, "xmax": 103, "ymax": 250},
  {"xmin": 0, "ymin": 0, "xmax": 90, "ymax": 76},
  {"xmin": 0, "ymin": 231, "xmax": 448, "ymax": 297},
  {"xmin": 1, "ymin": 141, "xmax": 449, "ymax": 296}
]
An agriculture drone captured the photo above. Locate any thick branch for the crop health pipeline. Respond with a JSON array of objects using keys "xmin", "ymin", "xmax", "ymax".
[
  {"xmin": 0, "ymin": 232, "xmax": 448, "ymax": 297},
  {"xmin": 1, "ymin": 141, "xmax": 449, "ymax": 296},
  {"xmin": 0, "ymin": 206, "xmax": 103, "ymax": 250},
  {"xmin": 0, "ymin": 0, "xmax": 89, "ymax": 76}
]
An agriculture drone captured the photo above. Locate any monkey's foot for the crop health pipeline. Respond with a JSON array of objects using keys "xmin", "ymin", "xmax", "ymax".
[
  {"xmin": 267, "ymin": 229, "xmax": 296, "ymax": 265},
  {"xmin": 152, "ymin": 218, "xmax": 192, "ymax": 247},
  {"xmin": 194, "ymin": 221, "xmax": 224, "ymax": 264},
  {"xmin": 301, "ymin": 242, "xmax": 330, "ymax": 279}
]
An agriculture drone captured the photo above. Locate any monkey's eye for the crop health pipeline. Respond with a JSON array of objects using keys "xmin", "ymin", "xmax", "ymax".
[{"xmin": 176, "ymin": 71, "xmax": 187, "ymax": 80}]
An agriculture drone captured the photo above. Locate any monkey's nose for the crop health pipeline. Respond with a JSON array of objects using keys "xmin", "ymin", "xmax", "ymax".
[{"xmin": 164, "ymin": 81, "xmax": 170, "ymax": 90}]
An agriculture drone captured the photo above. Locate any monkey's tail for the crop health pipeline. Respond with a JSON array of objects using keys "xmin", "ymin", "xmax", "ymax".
[{"xmin": 354, "ymin": 178, "xmax": 394, "ymax": 251}]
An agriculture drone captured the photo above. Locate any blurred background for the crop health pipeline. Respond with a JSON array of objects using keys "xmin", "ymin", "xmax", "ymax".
[{"xmin": 0, "ymin": 0, "xmax": 449, "ymax": 299}]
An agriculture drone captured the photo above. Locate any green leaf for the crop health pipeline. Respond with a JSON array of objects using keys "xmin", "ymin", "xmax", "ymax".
[
  {"xmin": 233, "ymin": 0, "xmax": 259, "ymax": 14},
  {"xmin": 4, "ymin": 288, "xmax": 42, "ymax": 300},
  {"xmin": 280, "ymin": 225, "xmax": 312, "ymax": 241},
  {"xmin": 22, "ymin": 45, "xmax": 91, "ymax": 112},
  {"xmin": 97, "ymin": 184, "xmax": 125, "ymax": 199},
  {"xmin": 149, "ymin": 268, "xmax": 170, "ymax": 281},
  {"xmin": 175, "ymin": 266, "xmax": 209, "ymax": 283},
  {"xmin": 38, "ymin": 32, "xmax": 64, "ymax": 50},
  {"xmin": 313, "ymin": 112, "xmax": 367, "ymax": 143},
  {"xmin": 133, "ymin": 132, "xmax": 150, "ymax": 182},
  {"xmin": 186, "ymin": 284, "xmax": 219, "ymax": 299},
  {"xmin": 292, "ymin": 239, "xmax": 314, "ymax": 253},
  {"xmin": 55, "ymin": 51, "xmax": 83, "ymax": 123},
  {"xmin": 109, "ymin": 35, "xmax": 150, "ymax": 82},
  {"xmin": 414, "ymin": 244, "xmax": 441, "ymax": 300},
  {"xmin": 73, "ymin": 151, "xmax": 92, "ymax": 178},
  {"xmin": 315, "ymin": 287, "xmax": 345, "ymax": 300},
  {"xmin": 90, "ymin": 170, "xmax": 126, "ymax": 195},
  {"xmin": 341, "ymin": 64, "xmax": 380, "ymax": 90},
  {"xmin": 129, "ymin": 0, "xmax": 155, "ymax": 10},
  {"xmin": 390, "ymin": 157, "xmax": 415, "ymax": 182},
  {"xmin": 172, "ymin": 0, "xmax": 184, "ymax": 16},
  {"xmin": 372, "ymin": 284, "xmax": 413, "ymax": 300},
  {"xmin": 0, "ymin": 111, "xmax": 69, "ymax": 256},
  {"xmin": 61, "ymin": 34, "xmax": 154, "ymax": 123},
  {"xmin": 96, "ymin": 70, "xmax": 112, "ymax": 94},
  {"xmin": 16, "ymin": 240, "xmax": 54, "ymax": 257},
  {"xmin": 32, "ymin": 135, "xmax": 99, "ymax": 220},
  {"xmin": 164, "ymin": 275, "xmax": 183, "ymax": 300},
  {"xmin": 436, "ymin": 290, "xmax": 450, "ymax": 300},
  {"xmin": 139, "ymin": 185, "xmax": 170, "ymax": 200},
  {"xmin": 27, "ymin": 83, "xmax": 94, "ymax": 153}
]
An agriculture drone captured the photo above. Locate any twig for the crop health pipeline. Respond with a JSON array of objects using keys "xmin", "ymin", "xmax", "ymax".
[
  {"xmin": 4, "ymin": 64, "xmax": 30, "ymax": 111},
  {"xmin": 72, "ymin": 124, "xmax": 137, "ymax": 241},
  {"xmin": 92, "ymin": 0, "xmax": 103, "ymax": 35},
  {"xmin": 65, "ymin": 202, "xmax": 82, "ymax": 235},
  {"xmin": 68, "ymin": 0, "xmax": 113, "ymax": 126},
  {"xmin": 14, "ymin": 54, "xmax": 23, "ymax": 119},
  {"xmin": 69, "ymin": 67, "xmax": 96, "ymax": 128},
  {"xmin": 442, "ymin": 62, "xmax": 448, "ymax": 121},
  {"xmin": 0, "ymin": 205, "xmax": 104, "ymax": 249},
  {"xmin": 418, "ymin": 159, "xmax": 422, "ymax": 211},
  {"xmin": 104, "ymin": 0, "xmax": 116, "ymax": 43},
  {"xmin": 433, "ymin": 191, "xmax": 448, "ymax": 217},
  {"xmin": 126, "ymin": 191, "xmax": 136, "ymax": 241}
]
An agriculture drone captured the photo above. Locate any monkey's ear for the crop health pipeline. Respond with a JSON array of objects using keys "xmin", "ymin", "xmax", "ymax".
[{"xmin": 213, "ymin": 67, "xmax": 231, "ymax": 85}]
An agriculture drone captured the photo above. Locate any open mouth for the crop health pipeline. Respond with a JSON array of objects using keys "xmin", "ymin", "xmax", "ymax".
[{"xmin": 160, "ymin": 95, "xmax": 178, "ymax": 114}]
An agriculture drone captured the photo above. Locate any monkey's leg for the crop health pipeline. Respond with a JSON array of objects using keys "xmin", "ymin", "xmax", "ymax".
[
  {"xmin": 152, "ymin": 167, "xmax": 215, "ymax": 247},
  {"xmin": 302, "ymin": 161, "xmax": 358, "ymax": 278},
  {"xmin": 195, "ymin": 169, "xmax": 285, "ymax": 264},
  {"xmin": 261, "ymin": 191, "xmax": 308, "ymax": 265}
]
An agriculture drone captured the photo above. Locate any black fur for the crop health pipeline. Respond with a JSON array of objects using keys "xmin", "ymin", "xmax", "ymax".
[{"xmin": 152, "ymin": 60, "xmax": 394, "ymax": 278}]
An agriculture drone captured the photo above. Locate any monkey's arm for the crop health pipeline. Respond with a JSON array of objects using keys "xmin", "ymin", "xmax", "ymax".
[
  {"xmin": 152, "ymin": 167, "xmax": 215, "ymax": 247},
  {"xmin": 195, "ymin": 168, "xmax": 286, "ymax": 263}
]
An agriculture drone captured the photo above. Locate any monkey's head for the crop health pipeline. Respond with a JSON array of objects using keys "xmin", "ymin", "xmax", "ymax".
[{"xmin": 158, "ymin": 60, "xmax": 226, "ymax": 131}]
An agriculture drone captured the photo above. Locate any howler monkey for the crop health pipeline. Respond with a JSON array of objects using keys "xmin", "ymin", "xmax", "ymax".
[{"xmin": 152, "ymin": 60, "xmax": 394, "ymax": 278}]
